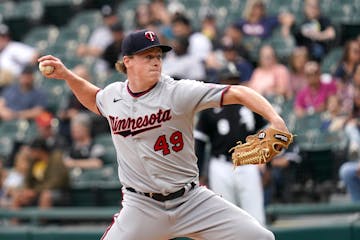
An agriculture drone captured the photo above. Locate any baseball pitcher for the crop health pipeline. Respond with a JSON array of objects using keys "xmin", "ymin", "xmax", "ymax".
[{"xmin": 38, "ymin": 29, "xmax": 291, "ymax": 240}]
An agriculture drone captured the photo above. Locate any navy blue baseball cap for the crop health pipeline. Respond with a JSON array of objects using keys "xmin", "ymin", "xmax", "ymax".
[{"xmin": 121, "ymin": 29, "xmax": 172, "ymax": 56}]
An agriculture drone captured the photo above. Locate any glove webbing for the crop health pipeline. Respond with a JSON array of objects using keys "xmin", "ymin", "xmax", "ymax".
[{"xmin": 230, "ymin": 141, "xmax": 270, "ymax": 165}]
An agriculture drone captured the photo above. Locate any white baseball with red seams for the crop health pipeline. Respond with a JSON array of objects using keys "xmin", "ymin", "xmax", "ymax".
[{"xmin": 39, "ymin": 62, "xmax": 54, "ymax": 75}]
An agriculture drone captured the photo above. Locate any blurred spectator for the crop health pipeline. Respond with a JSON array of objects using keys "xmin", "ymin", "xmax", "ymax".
[
  {"xmin": 195, "ymin": 66, "xmax": 267, "ymax": 224},
  {"xmin": 265, "ymin": 142, "xmax": 302, "ymax": 204},
  {"xmin": 221, "ymin": 24, "xmax": 249, "ymax": 59},
  {"xmin": 76, "ymin": 5, "xmax": 118, "ymax": 58},
  {"xmin": 205, "ymin": 40, "xmax": 253, "ymax": 83},
  {"xmin": 353, "ymin": 64, "xmax": 360, "ymax": 87},
  {"xmin": 289, "ymin": 46, "xmax": 310, "ymax": 95},
  {"xmin": 134, "ymin": 2, "xmax": 153, "ymax": 29},
  {"xmin": 34, "ymin": 111, "xmax": 68, "ymax": 151},
  {"xmin": 11, "ymin": 138, "xmax": 69, "ymax": 211},
  {"xmin": 57, "ymin": 65, "xmax": 91, "ymax": 142},
  {"xmin": 63, "ymin": 113, "xmax": 105, "ymax": 178},
  {"xmin": 200, "ymin": 11, "xmax": 220, "ymax": 48},
  {"xmin": 247, "ymin": 44, "xmax": 291, "ymax": 99},
  {"xmin": 149, "ymin": 0, "xmax": 172, "ymax": 27},
  {"xmin": 337, "ymin": 59, "xmax": 360, "ymax": 114},
  {"xmin": 234, "ymin": 0, "xmax": 294, "ymax": 39},
  {"xmin": 321, "ymin": 95, "xmax": 347, "ymax": 133},
  {"xmin": 294, "ymin": 61, "xmax": 337, "ymax": 117},
  {"xmin": 221, "ymin": 42, "xmax": 253, "ymax": 82},
  {"xmin": 294, "ymin": 0, "xmax": 336, "ymax": 61},
  {"xmin": 338, "ymin": 75, "xmax": 360, "ymax": 177},
  {"xmin": 0, "ymin": 24, "xmax": 38, "ymax": 90},
  {"xmin": 0, "ymin": 65, "xmax": 47, "ymax": 121},
  {"xmin": 171, "ymin": 14, "xmax": 212, "ymax": 61},
  {"xmin": 0, "ymin": 146, "xmax": 29, "ymax": 208},
  {"xmin": 340, "ymin": 85, "xmax": 360, "ymax": 198},
  {"xmin": 339, "ymin": 160, "xmax": 360, "ymax": 202},
  {"xmin": 334, "ymin": 39, "xmax": 360, "ymax": 83},
  {"xmin": 344, "ymin": 82, "xmax": 360, "ymax": 160},
  {"xmin": 163, "ymin": 36, "xmax": 205, "ymax": 80},
  {"xmin": 101, "ymin": 22, "xmax": 125, "ymax": 71}
]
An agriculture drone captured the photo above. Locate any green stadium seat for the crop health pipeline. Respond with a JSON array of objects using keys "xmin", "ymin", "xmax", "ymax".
[
  {"xmin": 2, "ymin": 1, "xmax": 44, "ymax": 41},
  {"xmin": 68, "ymin": 10, "xmax": 103, "ymax": 34},
  {"xmin": 70, "ymin": 179, "xmax": 121, "ymax": 206},
  {"xmin": 242, "ymin": 35, "xmax": 263, "ymax": 62},
  {"xmin": 11, "ymin": 0, "xmax": 44, "ymax": 22},
  {"xmin": 264, "ymin": 27, "xmax": 296, "ymax": 61},
  {"xmin": 96, "ymin": 70, "xmax": 126, "ymax": 88},
  {"xmin": 32, "ymin": 227, "xmax": 104, "ymax": 240},
  {"xmin": 321, "ymin": 47, "xmax": 343, "ymax": 74},
  {"xmin": 23, "ymin": 25, "xmax": 59, "ymax": 52},
  {"xmin": 0, "ymin": 136, "xmax": 14, "ymax": 164},
  {"xmin": 0, "ymin": 227, "xmax": 28, "ymax": 240},
  {"xmin": 0, "ymin": 120, "xmax": 33, "ymax": 141},
  {"xmin": 328, "ymin": 2, "xmax": 353, "ymax": 24},
  {"xmin": 293, "ymin": 113, "xmax": 342, "ymax": 151},
  {"xmin": 0, "ymin": 1, "xmax": 15, "ymax": 19},
  {"xmin": 266, "ymin": 202, "xmax": 360, "ymax": 216},
  {"xmin": 40, "ymin": 79, "xmax": 68, "ymax": 114},
  {"xmin": 94, "ymin": 133, "xmax": 117, "ymax": 165},
  {"xmin": 353, "ymin": 220, "xmax": 360, "ymax": 240},
  {"xmin": 267, "ymin": 0, "xmax": 292, "ymax": 15},
  {"xmin": 41, "ymin": 0, "xmax": 82, "ymax": 27}
]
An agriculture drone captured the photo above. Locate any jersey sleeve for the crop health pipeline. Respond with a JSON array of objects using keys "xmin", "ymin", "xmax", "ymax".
[
  {"xmin": 95, "ymin": 81, "xmax": 123, "ymax": 116},
  {"xmin": 170, "ymin": 79, "xmax": 229, "ymax": 114}
]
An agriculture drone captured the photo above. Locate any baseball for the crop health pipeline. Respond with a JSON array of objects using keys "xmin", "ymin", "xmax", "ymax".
[{"xmin": 39, "ymin": 62, "xmax": 54, "ymax": 75}]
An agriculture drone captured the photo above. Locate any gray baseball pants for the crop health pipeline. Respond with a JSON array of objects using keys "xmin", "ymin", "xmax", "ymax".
[{"xmin": 101, "ymin": 186, "xmax": 274, "ymax": 240}]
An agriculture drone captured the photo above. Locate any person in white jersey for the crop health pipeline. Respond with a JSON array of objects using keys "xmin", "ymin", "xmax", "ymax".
[{"xmin": 38, "ymin": 29, "xmax": 289, "ymax": 240}]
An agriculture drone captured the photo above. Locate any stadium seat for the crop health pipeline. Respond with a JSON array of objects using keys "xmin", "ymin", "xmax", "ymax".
[
  {"xmin": 68, "ymin": 10, "xmax": 103, "ymax": 34},
  {"xmin": 0, "ymin": 1, "xmax": 15, "ymax": 19},
  {"xmin": 267, "ymin": 0, "xmax": 293, "ymax": 15},
  {"xmin": 242, "ymin": 35, "xmax": 263, "ymax": 63},
  {"xmin": 293, "ymin": 113, "xmax": 338, "ymax": 151},
  {"xmin": 11, "ymin": 0, "xmax": 44, "ymax": 22},
  {"xmin": 40, "ymin": 78, "xmax": 68, "ymax": 114},
  {"xmin": 321, "ymin": 47, "xmax": 343, "ymax": 74},
  {"xmin": 0, "ymin": 136, "xmax": 14, "ymax": 164},
  {"xmin": 41, "ymin": 0, "xmax": 83, "ymax": 27},
  {"xmin": 0, "ymin": 119, "xmax": 33, "ymax": 142},
  {"xmin": 327, "ymin": 1, "xmax": 353, "ymax": 24},
  {"xmin": 70, "ymin": 179, "xmax": 121, "ymax": 207},
  {"xmin": 95, "ymin": 70, "xmax": 126, "ymax": 88},
  {"xmin": 264, "ymin": 27, "xmax": 296, "ymax": 61},
  {"xmin": 93, "ymin": 133, "xmax": 117, "ymax": 166},
  {"xmin": 0, "ymin": 227, "xmax": 28, "ymax": 240},
  {"xmin": 23, "ymin": 25, "xmax": 59, "ymax": 53},
  {"xmin": 1, "ymin": 1, "xmax": 43, "ymax": 41}
]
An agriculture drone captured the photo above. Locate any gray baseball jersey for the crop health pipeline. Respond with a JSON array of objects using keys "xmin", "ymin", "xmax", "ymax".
[{"xmin": 96, "ymin": 74, "xmax": 229, "ymax": 195}]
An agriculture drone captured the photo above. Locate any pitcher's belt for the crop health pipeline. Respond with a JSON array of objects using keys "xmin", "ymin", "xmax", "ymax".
[{"xmin": 126, "ymin": 182, "xmax": 196, "ymax": 202}]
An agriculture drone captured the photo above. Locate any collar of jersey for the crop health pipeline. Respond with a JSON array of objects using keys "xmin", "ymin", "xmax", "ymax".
[{"xmin": 126, "ymin": 82, "xmax": 158, "ymax": 98}]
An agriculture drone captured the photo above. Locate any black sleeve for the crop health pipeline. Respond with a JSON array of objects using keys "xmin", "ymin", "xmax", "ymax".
[
  {"xmin": 254, "ymin": 112, "xmax": 267, "ymax": 132},
  {"xmin": 195, "ymin": 139, "xmax": 207, "ymax": 176},
  {"xmin": 319, "ymin": 16, "xmax": 332, "ymax": 30},
  {"xmin": 194, "ymin": 110, "xmax": 212, "ymax": 176}
]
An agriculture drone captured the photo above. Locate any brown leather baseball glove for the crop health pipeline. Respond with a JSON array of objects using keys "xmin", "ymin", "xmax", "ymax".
[{"xmin": 229, "ymin": 127, "xmax": 294, "ymax": 166}]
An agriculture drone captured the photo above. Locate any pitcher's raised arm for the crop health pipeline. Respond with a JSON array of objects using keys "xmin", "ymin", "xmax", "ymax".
[{"xmin": 38, "ymin": 55, "xmax": 100, "ymax": 115}]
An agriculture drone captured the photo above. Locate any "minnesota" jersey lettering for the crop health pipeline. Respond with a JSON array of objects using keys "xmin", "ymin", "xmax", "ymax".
[{"xmin": 109, "ymin": 109, "xmax": 172, "ymax": 137}]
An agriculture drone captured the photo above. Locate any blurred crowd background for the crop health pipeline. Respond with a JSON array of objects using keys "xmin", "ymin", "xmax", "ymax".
[{"xmin": 0, "ymin": 0, "xmax": 360, "ymax": 226}]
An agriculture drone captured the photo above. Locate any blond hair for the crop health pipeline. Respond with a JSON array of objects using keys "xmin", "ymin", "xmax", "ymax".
[
  {"xmin": 115, "ymin": 60, "xmax": 127, "ymax": 74},
  {"xmin": 242, "ymin": 0, "xmax": 265, "ymax": 20}
]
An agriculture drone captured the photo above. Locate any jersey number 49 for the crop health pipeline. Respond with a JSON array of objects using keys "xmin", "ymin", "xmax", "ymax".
[{"xmin": 153, "ymin": 131, "xmax": 184, "ymax": 155}]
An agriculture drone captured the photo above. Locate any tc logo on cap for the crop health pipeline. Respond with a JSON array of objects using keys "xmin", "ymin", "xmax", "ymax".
[{"xmin": 145, "ymin": 31, "xmax": 156, "ymax": 42}]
